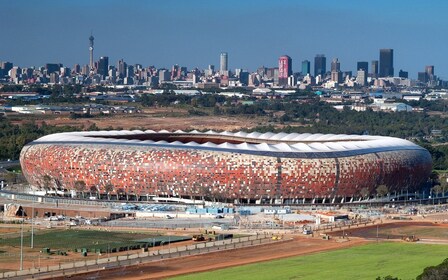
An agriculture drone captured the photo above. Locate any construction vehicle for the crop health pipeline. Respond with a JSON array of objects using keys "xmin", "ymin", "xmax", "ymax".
[
  {"xmin": 402, "ymin": 235, "xmax": 419, "ymax": 242},
  {"xmin": 192, "ymin": 234, "xmax": 206, "ymax": 241}
]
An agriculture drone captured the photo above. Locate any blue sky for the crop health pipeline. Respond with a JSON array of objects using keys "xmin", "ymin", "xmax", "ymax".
[{"xmin": 1, "ymin": 0, "xmax": 448, "ymax": 79}]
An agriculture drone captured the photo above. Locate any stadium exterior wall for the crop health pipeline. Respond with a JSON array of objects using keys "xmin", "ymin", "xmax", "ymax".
[{"xmin": 19, "ymin": 131, "xmax": 432, "ymax": 201}]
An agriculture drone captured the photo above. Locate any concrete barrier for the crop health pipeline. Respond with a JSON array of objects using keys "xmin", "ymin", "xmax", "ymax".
[
  {"xmin": 74, "ymin": 261, "xmax": 86, "ymax": 268},
  {"xmin": 61, "ymin": 262, "xmax": 75, "ymax": 269},
  {"xmin": 117, "ymin": 255, "xmax": 128, "ymax": 261}
]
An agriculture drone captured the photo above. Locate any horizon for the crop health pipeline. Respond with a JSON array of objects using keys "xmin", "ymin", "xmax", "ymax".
[{"xmin": 1, "ymin": 0, "xmax": 448, "ymax": 79}]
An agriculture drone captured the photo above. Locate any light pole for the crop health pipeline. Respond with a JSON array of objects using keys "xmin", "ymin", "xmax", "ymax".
[
  {"xmin": 20, "ymin": 208, "xmax": 24, "ymax": 270},
  {"xmin": 31, "ymin": 198, "xmax": 34, "ymax": 248}
]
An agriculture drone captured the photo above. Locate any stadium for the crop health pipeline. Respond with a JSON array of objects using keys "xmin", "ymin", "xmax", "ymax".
[{"xmin": 20, "ymin": 130, "xmax": 432, "ymax": 203}]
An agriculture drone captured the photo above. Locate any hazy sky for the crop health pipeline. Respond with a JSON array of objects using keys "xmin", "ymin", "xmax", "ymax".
[{"xmin": 1, "ymin": 0, "xmax": 448, "ymax": 79}]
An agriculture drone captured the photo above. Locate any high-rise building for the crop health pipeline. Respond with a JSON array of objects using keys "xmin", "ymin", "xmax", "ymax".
[
  {"xmin": 425, "ymin": 65, "xmax": 434, "ymax": 76},
  {"xmin": 278, "ymin": 55, "xmax": 292, "ymax": 86},
  {"xmin": 357, "ymin": 61, "xmax": 368, "ymax": 71},
  {"xmin": 117, "ymin": 59, "xmax": 127, "ymax": 79},
  {"xmin": 301, "ymin": 60, "xmax": 310, "ymax": 75},
  {"xmin": 314, "ymin": 54, "xmax": 326, "ymax": 77},
  {"xmin": 379, "ymin": 49, "xmax": 394, "ymax": 77},
  {"xmin": 127, "ymin": 65, "xmax": 134, "ymax": 78},
  {"xmin": 73, "ymin": 64, "xmax": 81, "ymax": 74},
  {"xmin": 220, "ymin": 52, "xmax": 228, "ymax": 75},
  {"xmin": 205, "ymin": 65, "xmax": 214, "ymax": 76},
  {"xmin": 97, "ymin": 56, "xmax": 109, "ymax": 77},
  {"xmin": 371, "ymin": 60, "xmax": 379, "ymax": 77},
  {"xmin": 331, "ymin": 70, "xmax": 342, "ymax": 83},
  {"xmin": 425, "ymin": 65, "xmax": 435, "ymax": 81},
  {"xmin": 331, "ymin": 58, "xmax": 340, "ymax": 72},
  {"xmin": 356, "ymin": 70, "xmax": 367, "ymax": 86},
  {"xmin": 418, "ymin": 72, "xmax": 428, "ymax": 83},
  {"xmin": 89, "ymin": 34, "xmax": 94, "ymax": 71},
  {"xmin": 45, "ymin": 63, "xmax": 62, "ymax": 74},
  {"xmin": 398, "ymin": 70, "xmax": 408, "ymax": 79}
]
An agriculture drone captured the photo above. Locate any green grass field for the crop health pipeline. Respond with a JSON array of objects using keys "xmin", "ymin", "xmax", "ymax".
[
  {"xmin": 0, "ymin": 229, "xmax": 163, "ymax": 252},
  {"xmin": 170, "ymin": 242, "xmax": 448, "ymax": 280}
]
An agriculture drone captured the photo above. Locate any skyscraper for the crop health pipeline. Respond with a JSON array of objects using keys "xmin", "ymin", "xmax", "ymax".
[
  {"xmin": 371, "ymin": 60, "xmax": 379, "ymax": 77},
  {"xmin": 220, "ymin": 52, "xmax": 228, "ymax": 75},
  {"xmin": 278, "ymin": 55, "xmax": 292, "ymax": 86},
  {"xmin": 301, "ymin": 60, "xmax": 310, "ymax": 75},
  {"xmin": 331, "ymin": 58, "xmax": 340, "ymax": 72},
  {"xmin": 314, "ymin": 54, "xmax": 326, "ymax": 77},
  {"xmin": 425, "ymin": 65, "xmax": 434, "ymax": 80},
  {"xmin": 117, "ymin": 59, "xmax": 127, "ymax": 79},
  {"xmin": 357, "ymin": 61, "xmax": 368, "ymax": 71},
  {"xmin": 89, "ymin": 34, "xmax": 94, "ymax": 71},
  {"xmin": 379, "ymin": 49, "xmax": 394, "ymax": 77},
  {"xmin": 398, "ymin": 70, "xmax": 408, "ymax": 79},
  {"xmin": 97, "ymin": 56, "xmax": 109, "ymax": 77}
]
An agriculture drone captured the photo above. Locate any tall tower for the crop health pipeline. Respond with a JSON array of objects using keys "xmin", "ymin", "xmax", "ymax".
[
  {"xmin": 89, "ymin": 33, "xmax": 95, "ymax": 71},
  {"xmin": 220, "ymin": 52, "xmax": 228, "ymax": 75},
  {"xmin": 278, "ymin": 55, "xmax": 292, "ymax": 86},
  {"xmin": 379, "ymin": 49, "xmax": 394, "ymax": 77}
]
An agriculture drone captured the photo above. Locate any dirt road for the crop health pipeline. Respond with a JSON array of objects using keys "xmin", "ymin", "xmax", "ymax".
[{"xmin": 58, "ymin": 236, "xmax": 366, "ymax": 280}]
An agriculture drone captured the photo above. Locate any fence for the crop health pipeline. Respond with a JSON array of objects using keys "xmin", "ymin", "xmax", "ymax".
[{"xmin": 1, "ymin": 233, "xmax": 279, "ymax": 279}]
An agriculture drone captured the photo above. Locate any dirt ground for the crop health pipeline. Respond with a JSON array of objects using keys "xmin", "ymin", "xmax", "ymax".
[
  {"xmin": 10, "ymin": 108, "xmax": 271, "ymax": 132},
  {"xmin": 329, "ymin": 221, "xmax": 448, "ymax": 240},
  {"xmin": 57, "ymin": 236, "xmax": 367, "ymax": 280},
  {"xmin": 54, "ymin": 220, "xmax": 448, "ymax": 280}
]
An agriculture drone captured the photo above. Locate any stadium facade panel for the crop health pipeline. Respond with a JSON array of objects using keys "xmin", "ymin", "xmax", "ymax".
[{"xmin": 20, "ymin": 130, "xmax": 432, "ymax": 201}]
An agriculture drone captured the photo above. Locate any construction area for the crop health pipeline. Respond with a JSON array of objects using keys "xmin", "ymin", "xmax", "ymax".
[{"xmin": 1, "ymin": 192, "xmax": 448, "ymax": 279}]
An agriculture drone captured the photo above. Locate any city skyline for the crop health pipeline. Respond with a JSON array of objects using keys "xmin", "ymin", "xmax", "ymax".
[{"xmin": 1, "ymin": 1, "xmax": 448, "ymax": 78}]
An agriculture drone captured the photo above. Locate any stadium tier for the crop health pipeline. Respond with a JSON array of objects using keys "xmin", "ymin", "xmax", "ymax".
[{"xmin": 20, "ymin": 130, "xmax": 432, "ymax": 203}]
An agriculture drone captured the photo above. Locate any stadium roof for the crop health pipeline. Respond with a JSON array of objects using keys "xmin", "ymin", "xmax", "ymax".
[{"xmin": 31, "ymin": 130, "xmax": 424, "ymax": 157}]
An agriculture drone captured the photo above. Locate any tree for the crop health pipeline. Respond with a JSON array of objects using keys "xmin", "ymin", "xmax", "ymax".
[
  {"xmin": 376, "ymin": 276, "xmax": 400, "ymax": 280},
  {"xmin": 4, "ymin": 172, "xmax": 17, "ymax": 184},
  {"xmin": 360, "ymin": 187, "xmax": 370, "ymax": 198},
  {"xmin": 417, "ymin": 258, "xmax": 448, "ymax": 280},
  {"xmin": 42, "ymin": 175, "xmax": 52, "ymax": 192},
  {"xmin": 89, "ymin": 185, "xmax": 98, "ymax": 198},
  {"xmin": 376, "ymin": 185, "xmax": 389, "ymax": 198},
  {"xmin": 104, "ymin": 183, "xmax": 114, "ymax": 200},
  {"xmin": 431, "ymin": 185, "xmax": 443, "ymax": 198},
  {"xmin": 74, "ymin": 180, "xmax": 86, "ymax": 198}
]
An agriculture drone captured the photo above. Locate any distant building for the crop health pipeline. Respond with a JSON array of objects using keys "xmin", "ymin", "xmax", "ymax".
[
  {"xmin": 356, "ymin": 70, "xmax": 367, "ymax": 86},
  {"xmin": 314, "ymin": 54, "xmax": 326, "ymax": 77},
  {"xmin": 371, "ymin": 60, "xmax": 379, "ymax": 77},
  {"xmin": 220, "ymin": 52, "xmax": 228, "ymax": 75},
  {"xmin": 398, "ymin": 69, "xmax": 408, "ymax": 79},
  {"xmin": 425, "ymin": 65, "xmax": 435, "ymax": 81},
  {"xmin": 418, "ymin": 72, "xmax": 428, "ymax": 83},
  {"xmin": 331, "ymin": 58, "xmax": 340, "ymax": 72},
  {"xmin": 97, "ymin": 56, "xmax": 109, "ymax": 77},
  {"xmin": 301, "ymin": 60, "xmax": 310, "ymax": 75},
  {"xmin": 379, "ymin": 49, "xmax": 394, "ymax": 77},
  {"xmin": 117, "ymin": 59, "xmax": 127, "ymax": 79},
  {"xmin": 45, "ymin": 63, "xmax": 61, "ymax": 74},
  {"xmin": 357, "ymin": 61, "xmax": 368, "ymax": 71},
  {"xmin": 278, "ymin": 55, "xmax": 292, "ymax": 86},
  {"xmin": 425, "ymin": 65, "xmax": 434, "ymax": 76}
]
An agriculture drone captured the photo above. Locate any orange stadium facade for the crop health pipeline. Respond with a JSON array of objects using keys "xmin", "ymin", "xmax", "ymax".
[{"xmin": 20, "ymin": 130, "xmax": 432, "ymax": 203}]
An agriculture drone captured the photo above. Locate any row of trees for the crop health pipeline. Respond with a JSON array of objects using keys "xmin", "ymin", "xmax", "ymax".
[{"xmin": 0, "ymin": 116, "xmax": 97, "ymax": 160}]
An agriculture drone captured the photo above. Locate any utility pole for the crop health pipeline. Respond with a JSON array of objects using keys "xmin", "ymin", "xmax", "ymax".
[
  {"xmin": 20, "ymin": 208, "xmax": 24, "ymax": 270},
  {"xmin": 31, "ymin": 198, "xmax": 34, "ymax": 248}
]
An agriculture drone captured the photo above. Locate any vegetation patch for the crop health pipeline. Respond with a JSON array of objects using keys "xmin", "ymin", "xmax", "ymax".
[{"xmin": 171, "ymin": 243, "xmax": 448, "ymax": 280}]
